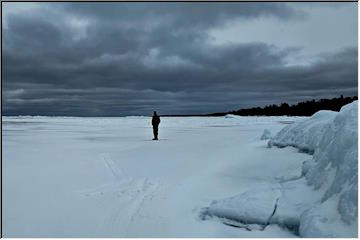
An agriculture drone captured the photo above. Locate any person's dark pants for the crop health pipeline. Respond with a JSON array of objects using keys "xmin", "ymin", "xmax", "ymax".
[{"xmin": 153, "ymin": 126, "xmax": 158, "ymax": 140}]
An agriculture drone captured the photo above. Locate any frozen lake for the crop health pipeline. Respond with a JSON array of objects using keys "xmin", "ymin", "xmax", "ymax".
[{"xmin": 3, "ymin": 116, "xmax": 309, "ymax": 237}]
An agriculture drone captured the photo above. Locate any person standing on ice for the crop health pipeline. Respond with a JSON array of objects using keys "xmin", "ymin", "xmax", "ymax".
[{"xmin": 152, "ymin": 111, "xmax": 160, "ymax": 140}]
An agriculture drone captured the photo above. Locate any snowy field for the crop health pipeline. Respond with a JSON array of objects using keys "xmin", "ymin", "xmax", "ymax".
[{"xmin": 2, "ymin": 103, "xmax": 357, "ymax": 237}]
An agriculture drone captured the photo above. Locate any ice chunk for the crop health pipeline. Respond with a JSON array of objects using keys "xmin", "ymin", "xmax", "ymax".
[
  {"xmin": 269, "ymin": 110, "xmax": 337, "ymax": 152},
  {"xmin": 271, "ymin": 101, "xmax": 358, "ymax": 237},
  {"xmin": 205, "ymin": 185, "xmax": 281, "ymax": 225},
  {"xmin": 299, "ymin": 196, "xmax": 357, "ymax": 237},
  {"xmin": 260, "ymin": 129, "xmax": 272, "ymax": 140},
  {"xmin": 205, "ymin": 101, "xmax": 357, "ymax": 237}
]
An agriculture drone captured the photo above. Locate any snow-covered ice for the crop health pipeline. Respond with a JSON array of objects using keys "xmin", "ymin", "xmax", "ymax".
[
  {"xmin": 2, "ymin": 108, "xmax": 356, "ymax": 237},
  {"xmin": 204, "ymin": 101, "xmax": 357, "ymax": 238},
  {"xmin": 272, "ymin": 101, "xmax": 358, "ymax": 237}
]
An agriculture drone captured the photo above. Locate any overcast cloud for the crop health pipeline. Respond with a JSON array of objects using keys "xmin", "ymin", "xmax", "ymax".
[{"xmin": 2, "ymin": 2, "xmax": 358, "ymax": 116}]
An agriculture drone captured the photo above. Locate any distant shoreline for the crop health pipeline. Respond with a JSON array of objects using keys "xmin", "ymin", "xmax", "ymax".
[{"xmin": 2, "ymin": 95, "xmax": 357, "ymax": 118}]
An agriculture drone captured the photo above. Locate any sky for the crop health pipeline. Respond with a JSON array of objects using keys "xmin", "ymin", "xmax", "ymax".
[{"xmin": 2, "ymin": 2, "xmax": 358, "ymax": 116}]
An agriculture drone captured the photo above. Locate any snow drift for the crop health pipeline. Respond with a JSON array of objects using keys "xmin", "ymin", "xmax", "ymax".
[{"xmin": 204, "ymin": 101, "xmax": 358, "ymax": 237}]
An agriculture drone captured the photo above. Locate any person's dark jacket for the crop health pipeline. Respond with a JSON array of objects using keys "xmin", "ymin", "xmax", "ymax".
[{"xmin": 152, "ymin": 115, "xmax": 160, "ymax": 127}]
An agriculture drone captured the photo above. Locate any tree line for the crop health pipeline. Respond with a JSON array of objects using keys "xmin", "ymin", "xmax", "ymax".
[{"xmin": 208, "ymin": 95, "xmax": 358, "ymax": 117}]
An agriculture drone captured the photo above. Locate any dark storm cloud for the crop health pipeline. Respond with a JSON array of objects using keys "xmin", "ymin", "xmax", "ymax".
[
  {"xmin": 63, "ymin": 2, "xmax": 304, "ymax": 25},
  {"xmin": 2, "ymin": 2, "xmax": 357, "ymax": 116}
]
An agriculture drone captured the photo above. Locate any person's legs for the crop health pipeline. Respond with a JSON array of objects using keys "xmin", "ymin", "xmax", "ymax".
[
  {"xmin": 154, "ymin": 127, "xmax": 159, "ymax": 140},
  {"xmin": 153, "ymin": 126, "xmax": 158, "ymax": 140}
]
